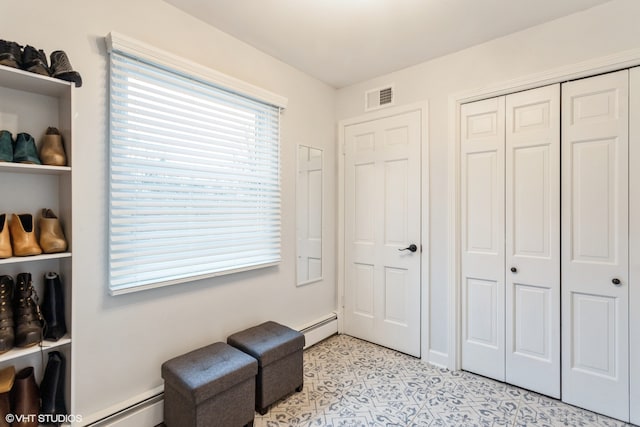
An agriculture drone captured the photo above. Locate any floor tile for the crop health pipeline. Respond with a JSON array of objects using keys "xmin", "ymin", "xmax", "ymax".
[{"xmin": 254, "ymin": 335, "xmax": 632, "ymax": 427}]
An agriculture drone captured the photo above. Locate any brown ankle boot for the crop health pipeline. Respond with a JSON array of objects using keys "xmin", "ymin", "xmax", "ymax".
[
  {"xmin": 13, "ymin": 273, "xmax": 43, "ymax": 348},
  {"xmin": 38, "ymin": 209, "xmax": 67, "ymax": 254},
  {"xmin": 0, "ymin": 276, "xmax": 14, "ymax": 353},
  {"xmin": 9, "ymin": 215, "xmax": 42, "ymax": 257},
  {"xmin": 0, "ymin": 365, "xmax": 15, "ymax": 427},
  {"xmin": 10, "ymin": 367, "xmax": 39, "ymax": 427}
]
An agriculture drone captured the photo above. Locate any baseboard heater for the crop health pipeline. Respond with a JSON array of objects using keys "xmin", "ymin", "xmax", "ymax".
[{"xmin": 85, "ymin": 313, "xmax": 338, "ymax": 426}]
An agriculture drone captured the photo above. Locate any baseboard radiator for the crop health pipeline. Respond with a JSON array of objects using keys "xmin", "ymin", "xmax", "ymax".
[{"xmin": 85, "ymin": 313, "xmax": 338, "ymax": 426}]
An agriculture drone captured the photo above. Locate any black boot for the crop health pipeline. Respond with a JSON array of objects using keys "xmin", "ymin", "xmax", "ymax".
[
  {"xmin": 49, "ymin": 51, "xmax": 82, "ymax": 87},
  {"xmin": 22, "ymin": 45, "xmax": 50, "ymax": 76},
  {"xmin": 13, "ymin": 273, "xmax": 43, "ymax": 348},
  {"xmin": 42, "ymin": 273, "xmax": 66, "ymax": 341},
  {"xmin": 0, "ymin": 276, "xmax": 14, "ymax": 353},
  {"xmin": 40, "ymin": 351, "xmax": 67, "ymax": 424},
  {"xmin": 0, "ymin": 40, "xmax": 22, "ymax": 69}
]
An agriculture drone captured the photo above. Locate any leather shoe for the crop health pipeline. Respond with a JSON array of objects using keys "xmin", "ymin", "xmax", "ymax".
[
  {"xmin": 0, "ymin": 131, "xmax": 13, "ymax": 162},
  {"xmin": 42, "ymin": 273, "xmax": 66, "ymax": 341},
  {"xmin": 13, "ymin": 273, "xmax": 43, "ymax": 348},
  {"xmin": 39, "ymin": 209, "xmax": 67, "ymax": 254},
  {"xmin": 10, "ymin": 367, "xmax": 39, "ymax": 427},
  {"xmin": 0, "ymin": 214, "xmax": 11, "ymax": 259},
  {"xmin": 0, "ymin": 366, "xmax": 15, "ymax": 427},
  {"xmin": 9, "ymin": 214, "xmax": 42, "ymax": 257},
  {"xmin": 40, "ymin": 351, "xmax": 67, "ymax": 421},
  {"xmin": 38, "ymin": 128, "xmax": 66, "ymax": 167},
  {"xmin": 0, "ymin": 276, "xmax": 14, "ymax": 353},
  {"xmin": 13, "ymin": 133, "xmax": 41, "ymax": 165}
]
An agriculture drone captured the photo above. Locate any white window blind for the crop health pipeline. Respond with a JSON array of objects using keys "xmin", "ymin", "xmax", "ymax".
[{"xmin": 108, "ymin": 48, "xmax": 282, "ymax": 295}]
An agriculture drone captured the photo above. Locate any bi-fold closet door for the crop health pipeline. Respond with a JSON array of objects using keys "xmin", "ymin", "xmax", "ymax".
[
  {"xmin": 461, "ymin": 84, "xmax": 561, "ymax": 398},
  {"xmin": 561, "ymin": 69, "xmax": 631, "ymax": 422},
  {"xmin": 461, "ymin": 68, "xmax": 639, "ymax": 423}
]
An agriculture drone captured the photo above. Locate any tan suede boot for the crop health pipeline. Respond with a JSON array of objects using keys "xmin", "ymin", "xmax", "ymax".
[
  {"xmin": 0, "ymin": 215, "xmax": 11, "ymax": 259},
  {"xmin": 39, "ymin": 127, "xmax": 66, "ymax": 167},
  {"xmin": 39, "ymin": 209, "xmax": 67, "ymax": 254},
  {"xmin": 9, "ymin": 214, "xmax": 41, "ymax": 257}
]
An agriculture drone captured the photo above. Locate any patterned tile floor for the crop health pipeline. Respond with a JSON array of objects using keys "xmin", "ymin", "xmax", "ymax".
[{"xmin": 255, "ymin": 334, "xmax": 632, "ymax": 427}]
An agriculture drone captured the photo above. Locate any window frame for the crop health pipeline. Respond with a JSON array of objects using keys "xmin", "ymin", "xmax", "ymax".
[{"xmin": 106, "ymin": 32, "xmax": 287, "ymax": 295}]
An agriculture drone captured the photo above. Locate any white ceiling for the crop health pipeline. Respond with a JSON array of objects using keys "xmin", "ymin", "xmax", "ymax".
[{"xmin": 164, "ymin": 0, "xmax": 612, "ymax": 88}]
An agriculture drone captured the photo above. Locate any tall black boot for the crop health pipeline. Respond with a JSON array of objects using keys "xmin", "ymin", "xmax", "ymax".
[
  {"xmin": 40, "ymin": 351, "xmax": 67, "ymax": 425},
  {"xmin": 13, "ymin": 273, "xmax": 43, "ymax": 348},
  {"xmin": 41, "ymin": 273, "xmax": 66, "ymax": 341}
]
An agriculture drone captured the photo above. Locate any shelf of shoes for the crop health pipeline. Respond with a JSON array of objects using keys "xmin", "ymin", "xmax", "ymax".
[
  {"xmin": 0, "ymin": 162, "xmax": 70, "ymax": 175},
  {"xmin": 0, "ymin": 335, "xmax": 71, "ymax": 364},
  {"xmin": 0, "ymin": 64, "xmax": 71, "ymax": 97},
  {"xmin": 0, "ymin": 253, "xmax": 71, "ymax": 266}
]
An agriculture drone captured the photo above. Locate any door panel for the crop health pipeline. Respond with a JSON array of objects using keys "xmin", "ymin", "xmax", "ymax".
[
  {"xmin": 505, "ymin": 84, "xmax": 560, "ymax": 398},
  {"xmin": 461, "ymin": 97, "xmax": 506, "ymax": 380},
  {"xmin": 630, "ymin": 66, "xmax": 640, "ymax": 426},
  {"xmin": 344, "ymin": 110, "xmax": 421, "ymax": 357},
  {"xmin": 562, "ymin": 70, "xmax": 629, "ymax": 421}
]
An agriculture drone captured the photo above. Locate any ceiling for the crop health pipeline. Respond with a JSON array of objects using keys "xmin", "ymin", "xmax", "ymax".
[{"xmin": 164, "ymin": 0, "xmax": 612, "ymax": 88}]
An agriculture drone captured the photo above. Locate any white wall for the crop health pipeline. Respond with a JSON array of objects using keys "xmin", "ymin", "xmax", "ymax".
[
  {"xmin": 336, "ymin": 0, "xmax": 640, "ymax": 365},
  {"xmin": 1, "ymin": 0, "xmax": 337, "ymax": 420}
]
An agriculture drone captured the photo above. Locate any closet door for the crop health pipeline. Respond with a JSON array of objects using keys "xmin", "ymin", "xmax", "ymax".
[
  {"xmin": 561, "ymin": 70, "xmax": 629, "ymax": 421},
  {"xmin": 461, "ymin": 97, "xmax": 506, "ymax": 380},
  {"xmin": 505, "ymin": 84, "xmax": 560, "ymax": 398},
  {"xmin": 630, "ymin": 66, "xmax": 640, "ymax": 426}
]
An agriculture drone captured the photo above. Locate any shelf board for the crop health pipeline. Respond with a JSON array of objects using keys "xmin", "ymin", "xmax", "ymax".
[
  {"xmin": 0, "ymin": 64, "xmax": 71, "ymax": 97},
  {"xmin": 0, "ymin": 162, "xmax": 70, "ymax": 175},
  {"xmin": 0, "ymin": 252, "xmax": 71, "ymax": 265},
  {"xmin": 0, "ymin": 335, "xmax": 71, "ymax": 364}
]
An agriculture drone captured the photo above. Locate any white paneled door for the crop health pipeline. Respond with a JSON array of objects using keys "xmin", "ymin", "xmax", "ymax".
[
  {"xmin": 461, "ymin": 85, "xmax": 560, "ymax": 397},
  {"xmin": 344, "ymin": 110, "xmax": 421, "ymax": 357},
  {"xmin": 505, "ymin": 85, "xmax": 560, "ymax": 398},
  {"xmin": 561, "ymin": 70, "xmax": 629, "ymax": 421},
  {"xmin": 460, "ymin": 97, "xmax": 506, "ymax": 381}
]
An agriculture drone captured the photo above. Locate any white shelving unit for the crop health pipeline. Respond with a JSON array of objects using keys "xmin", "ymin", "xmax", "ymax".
[{"xmin": 0, "ymin": 64, "xmax": 73, "ymax": 417}]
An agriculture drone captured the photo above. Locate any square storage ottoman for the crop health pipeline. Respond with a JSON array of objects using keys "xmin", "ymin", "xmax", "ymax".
[
  {"xmin": 227, "ymin": 321, "xmax": 305, "ymax": 414},
  {"xmin": 161, "ymin": 342, "xmax": 258, "ymax": 427}
]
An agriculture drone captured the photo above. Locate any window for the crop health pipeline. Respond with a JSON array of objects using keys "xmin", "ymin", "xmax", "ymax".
[{"xmin": 106, "ymin": 33, "xmax": 286, "ymax": 295}]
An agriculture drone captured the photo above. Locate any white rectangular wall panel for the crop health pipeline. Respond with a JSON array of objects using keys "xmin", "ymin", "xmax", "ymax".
[{"xmin": 561, "ymin": 70, "xmax": 629, "ymax": 421}]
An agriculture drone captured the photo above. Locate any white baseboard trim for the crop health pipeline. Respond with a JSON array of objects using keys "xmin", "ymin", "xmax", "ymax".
[
  {"xmin": 83, "ymin": 313, "xmax": 339, "ymax": 426},
  {"xmin": 297, "ymin": 312, "xmax": 338, "ymax": 349},
  {"xmin": 83, "ymin": 387, "xmax": 164, "ymax": 426},
  {"xmin": 427, "ymin": 349, "xmax": 450, "ymax": 369}
]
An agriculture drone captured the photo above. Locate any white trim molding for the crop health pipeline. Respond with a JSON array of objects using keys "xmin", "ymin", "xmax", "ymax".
[
  {"xmin": 105, "ymin": 31, "xmax": 288, "ymax": 109},
  {"xmin": 337, "ymin": 101, "xmax": 430, "ymax": 361},
  {"xmin": 447, "ymin": 47, "xmax": 640, "ymax": 371}
]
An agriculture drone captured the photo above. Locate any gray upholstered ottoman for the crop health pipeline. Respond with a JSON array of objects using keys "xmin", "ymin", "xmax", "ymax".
[
  {"xmin": 161, "ymin": 342, "xmax": 258, "ymax": 427},
  {"xmin": 227, "ymin": 321, "xmax": 305, "ymax": 415}
]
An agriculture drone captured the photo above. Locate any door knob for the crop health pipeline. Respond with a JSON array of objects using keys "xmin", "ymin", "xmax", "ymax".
[
  {"xmin": 399, "ymin": 244, "xmax": 417, "ymax": 253},
  {"xmin": 510, "ymin": 267, "xmax": 517, "ymax": 273},
  {"xmin": 612, "ymin": 278, "xmax": 621, "ymax": 285}
]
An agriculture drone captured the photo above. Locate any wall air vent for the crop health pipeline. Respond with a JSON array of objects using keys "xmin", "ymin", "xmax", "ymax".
[{"xmin": 365, "ymin": 84, "xmax": 395, "ymax": 111}]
